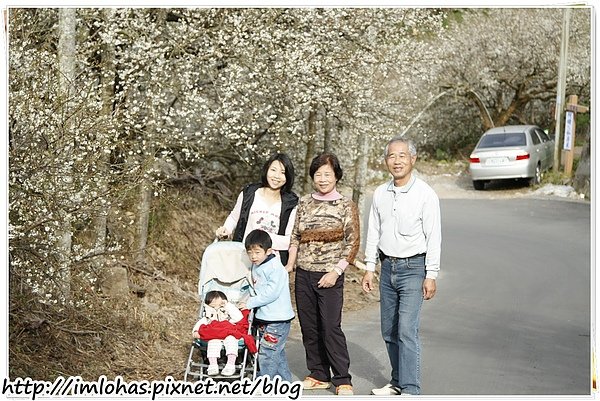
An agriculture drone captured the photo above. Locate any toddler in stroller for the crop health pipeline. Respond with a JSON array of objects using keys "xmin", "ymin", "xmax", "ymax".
[
  {"xmin": 184, "ymin": 241, "xmax": 259, "ymax": 382},
  {"xmin": 192, "ymin": 290, "xmax": 243, "ymax": 376}
]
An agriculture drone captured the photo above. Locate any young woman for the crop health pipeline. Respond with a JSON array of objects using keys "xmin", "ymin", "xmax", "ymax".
[
  {"xmin": 287, "ymin": 152, "xmax": 360, "ymax": 396},
  {"xmin": 215, "ymin": 153, "xmax": 298, "ymax": 268}
]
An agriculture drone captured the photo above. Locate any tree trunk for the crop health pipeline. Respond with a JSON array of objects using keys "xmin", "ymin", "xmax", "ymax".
[
  {"xmin": 466, "ymin": 90, "xmax": 494, "ymax": 130},
  {"xmin": 56, "ymin": 8, "xmax": 77, "ymax": 302},
  {"xmin": 351, "ymin": 123, "xmax": 370, "ymax": 253},
  {"xmin": 135, "ymin": 9, "xmax": 167, "ymax": 266},
  {"xmin": 493, "ymin": 93, "xmax": 525, "ymax": 127},
  {"xmin": 323, "ymin": 110, "xmax": 332, "ymax": 153},
  {"xmin": 93, "ymin": 8, "xmax": 116, "ymax": 266},
  {"xmin": 135, "ymin": 179, "xmax": 152, "ymax": 265},
  {"xmin": 352, "ymin": 124, "xmax": 369, "ymax": 207},
  {"xmin": 303, "ymin": 108, "xmax": 317, "ymax": 194}
]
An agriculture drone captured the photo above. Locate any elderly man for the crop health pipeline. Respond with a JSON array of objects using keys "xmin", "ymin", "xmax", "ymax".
[{"xmin": 362, "ymin": 136, "xmax": 441, "ymax": 396}]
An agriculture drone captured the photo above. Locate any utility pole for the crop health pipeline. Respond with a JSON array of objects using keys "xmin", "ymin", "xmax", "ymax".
[{"xmin": 553, "ymin": 8, "xmax": 571, "ymax": 172}]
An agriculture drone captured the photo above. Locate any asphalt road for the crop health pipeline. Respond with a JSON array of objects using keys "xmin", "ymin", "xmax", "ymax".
[{"xmin": 285, "ymin": 198, "xmax": 592, "ymax": 396}]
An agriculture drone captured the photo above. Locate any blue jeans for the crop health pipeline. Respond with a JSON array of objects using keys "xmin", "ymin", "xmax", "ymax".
[
  {"xmin": 257, "ymin": 321, "xmax": 292, "ymax": 382},
  {"xmin": 379, "ymin": 254, "xmax": 426, "ymax": 395}
]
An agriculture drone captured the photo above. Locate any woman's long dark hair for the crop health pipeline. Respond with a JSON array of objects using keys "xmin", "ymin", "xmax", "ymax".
[{"xmin": 260, "ymin": 153, "xmax": 295, "ymax": 193}]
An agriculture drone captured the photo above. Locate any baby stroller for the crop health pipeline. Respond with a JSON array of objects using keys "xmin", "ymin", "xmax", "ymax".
[{"xmin": 184, "ymin": 241, "xmax": 259, "ymax": 381}]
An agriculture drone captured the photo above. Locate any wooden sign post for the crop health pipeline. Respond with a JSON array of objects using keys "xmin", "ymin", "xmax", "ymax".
[{"xmin": 563, "ymin": 95, "xmax": 589, "ymax": 177}]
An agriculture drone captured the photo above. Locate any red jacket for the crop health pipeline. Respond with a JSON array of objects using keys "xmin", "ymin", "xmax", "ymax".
[{"xmin": 198, "ymin": 309, "xmax": 257, "ymax": 354}]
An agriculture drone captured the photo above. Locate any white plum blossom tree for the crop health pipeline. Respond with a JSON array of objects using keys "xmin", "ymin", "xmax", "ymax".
[
  {"xmin": 407, "ymin": 8, "xmax": 591, "ymax": 156},
  {"xmin": 8, "ymin": 8, "xmax": 476, "ymax": 307}
]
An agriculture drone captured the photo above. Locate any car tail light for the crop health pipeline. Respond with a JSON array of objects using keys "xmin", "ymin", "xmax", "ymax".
[
  {"xmin": 469, "ymin": 157, "xmax": 480, "ymax": 163},
  {"xmin": 516, "ymin": 154, "xmax": 530, "ymax": 160}
]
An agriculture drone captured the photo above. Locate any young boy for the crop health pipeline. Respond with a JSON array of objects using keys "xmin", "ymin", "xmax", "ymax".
[{"xmin": 242, "ymin": 229, "xmax": 295, "ymax": 382}]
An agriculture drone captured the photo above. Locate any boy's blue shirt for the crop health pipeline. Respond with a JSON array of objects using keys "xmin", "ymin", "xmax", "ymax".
[{"xmin": 247, "ymin": 254, "xmax": 295, "ymax": 322}]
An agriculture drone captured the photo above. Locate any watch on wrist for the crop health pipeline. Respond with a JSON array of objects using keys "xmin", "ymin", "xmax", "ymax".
[{"xmin": 333, "ymin": 267, "xmax": 343, "ymax": 276}]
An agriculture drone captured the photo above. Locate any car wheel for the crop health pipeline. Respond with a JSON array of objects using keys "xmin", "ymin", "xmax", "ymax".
[
  {"xmin": 530, "ymin": 164, "xmax": 542, "ymax": 186},
  {"xmin": 473, "ymin": 180, "xmax": 485, "ymax": 190}
]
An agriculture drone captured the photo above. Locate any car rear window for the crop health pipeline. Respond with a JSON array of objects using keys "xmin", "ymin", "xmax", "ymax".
[{"xmin": 477, "ymin": 132, "xmax": 526, "ymax": 148}]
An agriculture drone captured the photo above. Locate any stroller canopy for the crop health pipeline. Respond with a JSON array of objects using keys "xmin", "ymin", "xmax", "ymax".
[{"xmin": 198, "ymin": 241, "xmax": 253, "ymax": 298}]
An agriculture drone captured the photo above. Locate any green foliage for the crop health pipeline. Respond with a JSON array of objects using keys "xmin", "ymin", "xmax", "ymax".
[
  {"xmin": 434, "ymin": 148, "xmax": 450, "ymax": 161},
  {"xmin": 575, "ymin": 114, "xmax": 590, "ymax": 146},
  {"xmin": 577, "ymin": 112, "xmax": 590, "ymax": 127},
  {"xmin": 541, "ymin": 169, "xmax": 571, "ymax": 186},
  {"xmin": 572, "ymin": 155, "xmax": 581, "ymax": 173},
  {"xmin": 442, "ymin": 8, "xmax": 465, "ymax": 28}
]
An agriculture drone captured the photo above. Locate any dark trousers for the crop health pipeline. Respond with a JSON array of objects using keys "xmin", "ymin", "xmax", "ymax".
[{"xmin": 295, "ymin": 267, "xmax": 352, "ymax": 386}]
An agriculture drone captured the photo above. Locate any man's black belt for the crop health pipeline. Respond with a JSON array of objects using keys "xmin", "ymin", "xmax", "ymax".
[{"xmin": 378, "ymin": 251, "xmax": 426, "ymax": 263}]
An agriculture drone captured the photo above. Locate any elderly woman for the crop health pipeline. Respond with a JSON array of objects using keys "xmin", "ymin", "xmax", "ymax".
[{"xmin": 287, "ymin": 152, "xmax": 360, "ymax": 396}]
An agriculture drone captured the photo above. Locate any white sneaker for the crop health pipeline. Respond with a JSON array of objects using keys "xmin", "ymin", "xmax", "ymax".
[
  {"xmin": 221, "ymin": 364, "xmax": 236, "ymax": 376},
  {"xmin": 207, "ymin": 365, "xmax": 219, "ymax": 376},
  {"xmin": 371, "ymin": 384, "xmax": 401, "ymax": 395}
]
